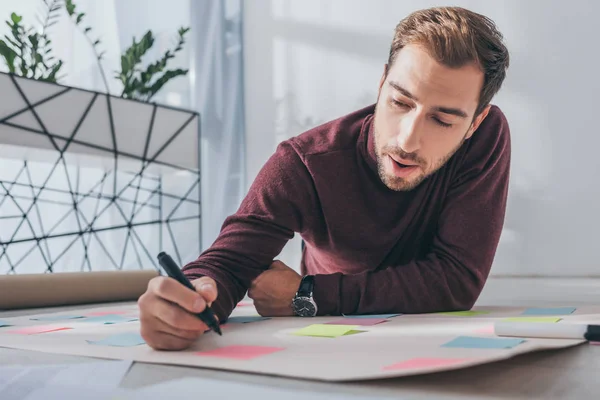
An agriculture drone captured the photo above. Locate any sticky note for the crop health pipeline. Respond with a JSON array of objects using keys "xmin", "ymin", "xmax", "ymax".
[
  {"xmin": 342, "ymin": 313, "xmax": 401, "ymax": 319},
  {"xmin": 502, "ymin": 317, "xmax": 562, "ymax": 323},
  {"xmin": 383, "ymin": 357, "xmax": 473, "ymax": 371},
  {"xmin": 474, "ymin": 325, "xmax": 495, "ymax": 334},
  {"xmin": 0, "ymin": 320, "xmax": 12, "ymax": 327},
  {"xmin": 236, "ymin": 301, "xmax": 253, "ymax": 307},
  {"xmin": 442, "ymin": 336, "xmax": 525, "ymax": 349},
  {"xmin": 226, "ymin": 316, "xmax": 271, "ymax": 324},
  {"xmin": 590, "ymin": 342, "xmax": 600, "ymax": 345},
  {"xmin": 325, "ymin": 318, "xmax": 388, "ymax": 326},
  {"xmin": 7, "ymin": 326, "xmax": 72, "ymax": 335},
  {"xmin": 80, "ymin": 315, "xmax": 139, "ymax": 324},
  {"xmin": 85, "ymin": 310, "xmax": 129, "ymax": 316},
  {"xmin": 521, "ymin": 307, "xmax": 576, "ymax": 316},
  {"xmin": 87, "ymin": 332, "xmax": 146, "ymax": 347},
  {"xmin": 437, "ymin": 310, "xmax": 490, "ymax": 317},
  {"xmin": 292, "ymin": 324, "xmax": 364, "ymax": 338},
  {"xmin": 195, "ymin": 345, "xmax": 284, "ymax": 360},
  {"xmin": 30, "ymin": 315, "xmax": 85, "ymax": 321}
]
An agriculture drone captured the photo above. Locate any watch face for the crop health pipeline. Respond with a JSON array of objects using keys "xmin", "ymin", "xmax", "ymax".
[{"xmin": 292, "ymin": 297, "xmax": 317, "ymax": 317}]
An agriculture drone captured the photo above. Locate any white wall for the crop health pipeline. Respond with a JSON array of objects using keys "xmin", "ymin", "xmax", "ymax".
[{"xmin": 243, "ymin": 0, "xmax": 600, "ymax": 276}]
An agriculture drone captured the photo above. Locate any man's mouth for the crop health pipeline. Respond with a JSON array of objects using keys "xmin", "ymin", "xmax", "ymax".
[
  {"xmin": 388, "ymin": 155, "xmax": 420, "ymax": 178},
  {"xmin": 389, "ymin": 155, "xmax": 419, "ymax": 168}
]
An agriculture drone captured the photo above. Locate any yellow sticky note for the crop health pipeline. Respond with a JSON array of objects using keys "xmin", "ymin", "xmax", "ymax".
[
  {"xmin": 292, "ymin": 324, "xmax": 363, "ymax": 338},
  {"xmin": 437, "ymin": 311, "xmax": 490, "ymax": 317},
  {"xmin": 502, "ymin": 317, "xmax": 562, "ymax": 323}
]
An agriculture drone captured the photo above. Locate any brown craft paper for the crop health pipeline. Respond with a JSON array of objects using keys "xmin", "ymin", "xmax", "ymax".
[{"xmin": 0, "ymin": 270, "xmax": 159, "ymax": 310}]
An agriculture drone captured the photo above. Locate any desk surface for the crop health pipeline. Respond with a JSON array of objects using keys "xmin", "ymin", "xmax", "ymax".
[{"xmin": 2, "ymin": 278, "xmax": 600, "ymax": 399}]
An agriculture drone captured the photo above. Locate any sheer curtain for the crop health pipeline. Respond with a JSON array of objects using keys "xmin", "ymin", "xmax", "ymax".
[{"xmin": 0, "ymin": 0, "xmax": 245, "ymax": 272}]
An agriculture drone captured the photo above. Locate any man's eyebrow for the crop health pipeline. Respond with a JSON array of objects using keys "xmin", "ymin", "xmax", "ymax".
[{"xmin": 388, "ymin": 81, "xmax": 469, "ymax": 119}]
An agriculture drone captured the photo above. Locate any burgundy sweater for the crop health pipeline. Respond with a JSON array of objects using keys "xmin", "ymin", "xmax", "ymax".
[{"xmin": 182, "ymin": 104, "xmax": 511, "ymax": 319}]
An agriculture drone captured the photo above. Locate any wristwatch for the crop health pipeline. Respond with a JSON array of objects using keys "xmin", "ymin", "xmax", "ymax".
[{"xmin": 291, "ymin": 275, "xmax": 318, "ymax": 317}]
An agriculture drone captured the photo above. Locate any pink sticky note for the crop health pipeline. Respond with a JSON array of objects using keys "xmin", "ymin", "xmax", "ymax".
[
  {"xmin": 85, "ymin": 311, "xmax": 129, "ymax": 316},
  {"xmin": 236, "ymin": 301, "xmax": 253, "ymax": 307},
  {"xmin": 325, "ymin": 318, "xmax": 388, "ymax": 326},
  {"xmin": 7, "ymin": 326, "xmax": 72, "ymax": 335},
  {"xmin": 474, "ymin": 325, "xmax": 495, "ymax": 334},
  {"xmin": 383, "ymin": 357, "xmax": 473, "ymax": 371},
  {"xmin": 195, "ymin": 345, "xmax": 284, "ymax": 360},
  {"xmin": 590, "ymin": 341, "xmax": 600, "ymax": 345}
]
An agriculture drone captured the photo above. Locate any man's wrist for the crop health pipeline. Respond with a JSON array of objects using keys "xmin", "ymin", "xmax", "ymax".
[
  {"xmin": 311, "ymin": 273, "xmax": 341, "ymax": 316},
  {"xmin": 292, "ymin": 275, "xmax": 318, "ymax": 317}
]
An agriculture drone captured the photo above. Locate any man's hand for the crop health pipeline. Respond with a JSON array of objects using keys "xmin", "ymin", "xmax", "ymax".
[
  {"xmin": 138, "ymin": 275, "xmax": 218, "ymax": 351},
  {"xmin": 248, "ymin": 260, "xmax": 301, "ymax": 317}
]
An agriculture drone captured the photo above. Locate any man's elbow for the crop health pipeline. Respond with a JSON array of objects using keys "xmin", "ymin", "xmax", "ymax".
[{"xmin": 448, "ymin": 276, "xmax": 485, "ymax": 311}]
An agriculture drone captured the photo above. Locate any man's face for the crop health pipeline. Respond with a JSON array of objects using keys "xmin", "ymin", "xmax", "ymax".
[{"xmin": 373, "ymin": 44, "xmax": 489, "ymax": 191}]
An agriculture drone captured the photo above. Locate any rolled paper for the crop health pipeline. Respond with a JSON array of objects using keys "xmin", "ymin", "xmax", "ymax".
[{"xmin": 0, "ymin": 270, "xmax": 159, "ymax": 310}]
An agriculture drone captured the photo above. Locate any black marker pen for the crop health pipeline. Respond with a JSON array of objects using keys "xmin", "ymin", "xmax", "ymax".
[{"xmin": 157, "ymin": 252, "xmax": 222, "ymax": 336}]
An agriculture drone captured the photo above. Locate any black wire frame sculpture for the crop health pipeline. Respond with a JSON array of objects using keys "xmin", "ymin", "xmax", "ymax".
[{"xmin": 0, "ymin": 72, "xmax": 202, "ymax": 274}]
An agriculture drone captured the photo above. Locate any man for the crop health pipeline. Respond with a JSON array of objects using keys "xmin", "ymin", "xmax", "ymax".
[{"xmin": 138, "ymin": 6, "xmax": 511, "ymax": 350}]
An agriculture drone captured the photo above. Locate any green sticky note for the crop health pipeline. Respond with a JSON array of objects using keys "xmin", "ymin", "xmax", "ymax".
[
  {"xmin": 502, "ymin": 317, "xmax": 561, "ymax": 323},
  {"xmin": 437, "ymin": 311, "xmax": 490, "ymax": 317},
  {"xmin": 292, "ymin": 324, "xmax": 364, "ymax": 338}
]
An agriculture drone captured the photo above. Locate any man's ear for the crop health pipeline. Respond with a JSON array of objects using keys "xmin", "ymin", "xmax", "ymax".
[{"xmin": 465, "ymin": 104, "xmax": 491, "ymax": 139}]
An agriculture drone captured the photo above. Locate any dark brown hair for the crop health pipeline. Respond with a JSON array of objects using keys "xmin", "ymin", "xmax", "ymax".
[{"xmin": 387, "ymin": 7, "xmax": 509, "ymax": 117}]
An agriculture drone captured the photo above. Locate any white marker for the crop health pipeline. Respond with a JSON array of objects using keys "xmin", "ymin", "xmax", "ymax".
[{"xmin": 494, "ymin": 321, "xmax": 600, "ymax": 340}]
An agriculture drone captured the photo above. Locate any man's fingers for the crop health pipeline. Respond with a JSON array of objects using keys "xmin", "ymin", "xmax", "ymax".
[
  {"xmin": 146, "ymin": 314, "xmax": 205, "ymax": 341},
  {"xmin": 149, "ymin": 276, "xmax": 206, "ymax": 313},
  {"xmin": 140, "ymin": 326, "xmax": 196, "ymax": 351},
  {"xmin": 191, "ymin": 276, "xmax": 218, "ymax": 304},
  {"xmin": 140, "ymin": 289, "xmax": 208, "ymax": 332}
]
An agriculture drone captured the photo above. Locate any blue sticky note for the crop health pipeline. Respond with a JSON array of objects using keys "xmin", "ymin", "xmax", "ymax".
[
  {"xmin": 343, "ymin": 313, "xmax": 402, "ymax": 319},
  {"xmin": 522, "ymin": 307, "xmax": 576, "ymax": 316},
  {"xmin": 442, "ymin": 336, "xmax": 525, "ymax": 349},
  {"xmin": 87, "ymin": 332, "xmax": 146, "ymax": 347},
  {"xmin": 30, "ymin": 315, "xmax": 85, "ymax": 321},
  {"xmin": 0, "ymin": 320, "xmax": 11, "ymax": 327},
  {"xmin": 226, "ymin": 316, "xmax": 271, "ymax": 324},
  {"xmin": 81, "ymin": 315, "xmax": 139, "ymax": 324}
]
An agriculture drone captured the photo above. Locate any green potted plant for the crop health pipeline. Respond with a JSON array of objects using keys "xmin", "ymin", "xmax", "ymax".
[{"xmin": 0, "ymin": 0, "xmax": 201, "ymax": 275}]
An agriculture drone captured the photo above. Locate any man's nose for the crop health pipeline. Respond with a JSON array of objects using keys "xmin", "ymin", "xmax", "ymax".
[{"xmin": 397, "ymin": 114, "xmax": 424, "ymax": 154}]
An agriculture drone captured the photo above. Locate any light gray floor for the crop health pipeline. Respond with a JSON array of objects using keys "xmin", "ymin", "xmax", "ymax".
[{"xmin": 2, "ymin": 277, "xmax": 600, "ymax": 399}]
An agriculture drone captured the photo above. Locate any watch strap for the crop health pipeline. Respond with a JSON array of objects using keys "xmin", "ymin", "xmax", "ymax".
[{"xmin": 297, "ymin": 275, "xmax": 315, "ymax": 297}]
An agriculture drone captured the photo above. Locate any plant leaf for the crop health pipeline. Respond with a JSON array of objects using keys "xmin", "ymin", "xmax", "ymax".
[
  {"xmin": 47, "ymin": 59, "xmax": 63, "ymax": 82},
  {"xmin": 11, "ymin": 13, "xmax": 23, "ymax": 25},
  {"xmin": 28, "ymin": 34, "xmax": 39, "ymax": 48},
  {"xmin": 146, "ymin": 68, "xmax": 188, "ymax": 100},
  {"xmin": 0, "ymin": 39, "xmax": 17, "ymax": 73},
  {"xmin": 65, "ymin": 0, "xmax": 76, "ymax": 16},
  {"xmin": 5, "ymin": 36, "xmax": 21, "ymax": 50}
]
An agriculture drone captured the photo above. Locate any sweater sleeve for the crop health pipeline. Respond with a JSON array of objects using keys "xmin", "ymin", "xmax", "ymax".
[
  {"xmin": 181, "ymin": 141, "xmax": 313, "ymax": 321},
  {"xmin": 312, "ymin": 108, "xmax": 511, "ymax": 316}
]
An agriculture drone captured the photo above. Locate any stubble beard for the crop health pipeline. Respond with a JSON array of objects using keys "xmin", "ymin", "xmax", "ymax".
[{"xmin": 373, "ymin": 116, "xmax": 468, "ymax": 192}]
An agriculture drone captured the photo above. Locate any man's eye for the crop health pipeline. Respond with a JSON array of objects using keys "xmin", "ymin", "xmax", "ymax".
[
  {"xmin": 434, "ymin": 118, "xmax": 452, "ymax": 128},
  {"xmin": 392, "ymin": 99, "xmax": 409, "ymax": 108}
]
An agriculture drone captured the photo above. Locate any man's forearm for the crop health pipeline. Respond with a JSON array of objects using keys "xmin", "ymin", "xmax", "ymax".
[{"xmin": 312, "ymin": 251, "xmax": 488, "ymax": 316}]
